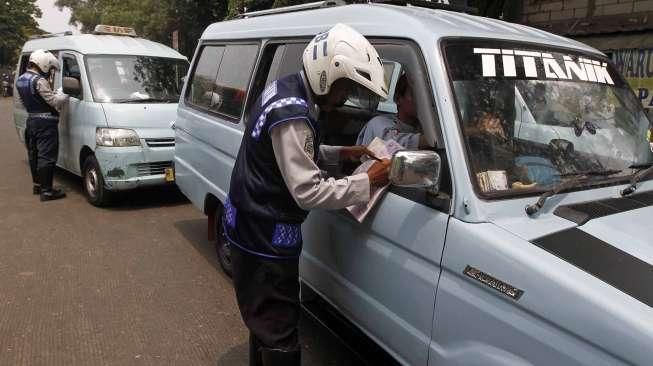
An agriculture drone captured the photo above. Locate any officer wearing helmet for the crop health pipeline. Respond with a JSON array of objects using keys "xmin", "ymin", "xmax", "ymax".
[
  {"xmin": 16, "ymin": 50, "xmax": 69, "ymax": 201},
  {"xmin": 225, "ymin": 24, "xmax": 390, "ymax": 365}
]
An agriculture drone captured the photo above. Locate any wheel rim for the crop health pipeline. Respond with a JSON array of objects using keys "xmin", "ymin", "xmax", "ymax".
[{"xmin": 85, "ymin": 166, "xmax": 99, "ymax": 199}]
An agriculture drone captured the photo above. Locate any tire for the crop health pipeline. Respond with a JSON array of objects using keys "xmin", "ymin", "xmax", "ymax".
[
  {"xmin": 82, "ymin": 155, "xmax": 113, "ymax": 207},
  {"xmin": 214, "ymin": 207, "xmax": 233, "ymax": 278}
]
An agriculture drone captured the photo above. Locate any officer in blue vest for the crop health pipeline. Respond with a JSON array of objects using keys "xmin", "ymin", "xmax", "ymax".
[
  {"xmin": 16, "ymin": 50, "xmax": 69, "ymax": 201},
  {"xmin": 225, "ymin": 24, "xmax": 390, "ymax": 366}
]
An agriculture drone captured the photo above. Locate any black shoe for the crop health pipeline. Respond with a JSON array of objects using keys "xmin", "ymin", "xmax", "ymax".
[
  {"xmin": 40, "ymin": 188, "xmax": 66, "ymax": 201},
  {"xmin": 33, "ymin": 185, "xmax": 41, "ymax": 195},
  {"xmin": 261, "ymin": 347, "xmax": 300, "ymax": 366}
]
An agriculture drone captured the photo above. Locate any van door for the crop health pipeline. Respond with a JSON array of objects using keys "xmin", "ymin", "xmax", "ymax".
[
  {"xmin": 58, "ymin": 52, "xmax": 86, "ymax": 172},
  {"xmin": 301, "ymin": 41, "xmax": 450, "ymax": 366}
]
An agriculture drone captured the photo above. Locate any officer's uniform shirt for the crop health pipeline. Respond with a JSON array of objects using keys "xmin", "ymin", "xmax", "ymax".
[
  {"xmin": 270, "ymin": 73, "xmax": 370, "ymax": 210},
  {"xmin": 16, "ymin": 70, "xmax": 68, "ymax": 113}
]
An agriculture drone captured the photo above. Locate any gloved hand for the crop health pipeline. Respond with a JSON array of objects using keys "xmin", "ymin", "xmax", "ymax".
[{"xmin": 366, "ymin": 159, "xmax": 391, "ymax": 186}]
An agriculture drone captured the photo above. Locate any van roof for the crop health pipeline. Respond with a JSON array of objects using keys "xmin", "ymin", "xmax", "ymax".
[
  {"xmin": 202, "ymin": 3, "xmax": 600, "ymax": 55},
  {"xmin": 22, "ymin": 34, "xmax": 187, "ymax": 60}
]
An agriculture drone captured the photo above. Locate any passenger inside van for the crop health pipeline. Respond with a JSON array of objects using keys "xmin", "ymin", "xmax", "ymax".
[{"xmin": 356, "ymin": 72, "xmax": 429, "ymax": 149}]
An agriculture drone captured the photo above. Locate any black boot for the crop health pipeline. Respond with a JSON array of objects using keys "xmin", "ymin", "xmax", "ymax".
[
  {"xmin": 249, "ymin": 334, "xmax": 263, "ymax": 366},
  {"xmin": 39, "ymin": 167, "xmax": 66, "ymax": 201},
  {"xmin": 40, "ymin": 188, "xmax": 66, "ymax": 201},
  {"xmin": 33, "ymin": 185, "xmax": 41, "ymax": 195},
  {"xmin": 261, "ymin": 347, "xmax": 300, "ymax": 366}
]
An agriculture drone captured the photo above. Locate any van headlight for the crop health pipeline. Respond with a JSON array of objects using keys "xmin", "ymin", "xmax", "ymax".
[{"xmin": 96, "ymin": 128, "xmax": 141, "ymax": 147}]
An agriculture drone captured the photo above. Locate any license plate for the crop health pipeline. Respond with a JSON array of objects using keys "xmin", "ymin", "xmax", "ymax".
[{"xmin": 165, "ymin": 167, "xmax": 175, "ymax": 182}]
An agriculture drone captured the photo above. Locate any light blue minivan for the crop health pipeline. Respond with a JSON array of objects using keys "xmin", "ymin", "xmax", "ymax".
[
  {"xmin": 174, "ymin": 2, "xmax": 653, "ymax": 365},
  {"xmin": 14, "ymin": 25, "xmax": 189, "ymax": 206}
]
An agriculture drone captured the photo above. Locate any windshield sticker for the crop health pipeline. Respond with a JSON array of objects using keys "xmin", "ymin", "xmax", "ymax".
[{"xmin": 473, "ymin": 48, "xmax": 614, "ymax": 85}]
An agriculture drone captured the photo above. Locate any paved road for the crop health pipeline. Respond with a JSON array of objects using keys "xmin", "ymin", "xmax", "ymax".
[{"xmin": 0, "ymin": 97, "xmax": 361, "ymax": 366}]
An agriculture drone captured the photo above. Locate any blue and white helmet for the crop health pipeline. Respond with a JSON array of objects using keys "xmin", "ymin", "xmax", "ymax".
[{"xmin": 302, "ymin": 23, "xmax": 388, "ymax": 100}]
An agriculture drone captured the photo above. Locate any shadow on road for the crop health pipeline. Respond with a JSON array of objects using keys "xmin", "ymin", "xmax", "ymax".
[
  {"xmin": 52, "ymin": 164, "xmax": 190, "ymax": 210},
  {"xmin": 174, "ymin": 218, "xmax": 226, "ymax": 274},
  {"xmin": 215, "ymin": 341, "xmax": 248, "ymax": 366}
]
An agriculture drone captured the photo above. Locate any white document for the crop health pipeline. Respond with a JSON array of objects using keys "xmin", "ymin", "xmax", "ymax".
[{"xmin": 346, "ymin": 137, "xmax": 404, "ymax": 222}]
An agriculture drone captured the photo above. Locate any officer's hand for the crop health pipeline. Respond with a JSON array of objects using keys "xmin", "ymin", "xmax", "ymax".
[
  {"xmin": 340, "ymin": 145, "xmax": 376, "ymax": 161},
  {"xmin": 367, "ymin": 159, "xmax": 391, "ymax": 186}
]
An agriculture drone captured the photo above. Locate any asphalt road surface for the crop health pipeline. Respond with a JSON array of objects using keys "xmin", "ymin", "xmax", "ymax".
[{"xmin": 0, "ymin": 97, "xmax": 363, "ymax": 366}]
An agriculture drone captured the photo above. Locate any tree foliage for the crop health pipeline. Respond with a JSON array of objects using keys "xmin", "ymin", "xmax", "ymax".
[
  {"xmin": 0, "ymin": 0, "xmax": 43, "ymax": 68},
  {"xmin": 56, "ymin": 0, "xmax": 228, "ymax": 57}
]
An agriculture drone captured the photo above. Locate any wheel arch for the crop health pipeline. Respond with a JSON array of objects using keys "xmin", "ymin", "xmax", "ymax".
[{"xmin": 204, "ymin": 193, "xmax": 224, "ymax": 241}]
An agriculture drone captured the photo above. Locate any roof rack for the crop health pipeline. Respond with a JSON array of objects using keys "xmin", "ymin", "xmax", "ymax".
[
  {"xmin": 29, "ymin": 31, "xmax": 73, "ymax": 40},
  {"xmin": 370, "ymin": 0, "xmax": 477, "ymax": 14},
  {"xmin": 237, "ymin": 0, "xmax": 345, "ymax": 18}
]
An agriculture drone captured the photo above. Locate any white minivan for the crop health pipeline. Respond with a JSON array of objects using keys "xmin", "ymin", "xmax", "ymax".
[
  {"xmin": 14, "ymin": 25, "xmax": 189, "ymax": 206},
  {"xmin": 175, "ymin": 2, "xmax": 653, "ymax": 365}
]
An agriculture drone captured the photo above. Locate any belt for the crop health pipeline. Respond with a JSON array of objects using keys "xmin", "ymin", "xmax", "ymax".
[{"xmin": 28, "ymin": 113, "xmax": 58, "ymax": 120}]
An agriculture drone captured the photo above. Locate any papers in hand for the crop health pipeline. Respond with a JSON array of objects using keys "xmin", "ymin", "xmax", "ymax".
[{"xmin": 346, "ymin": 137, "xmax": 404, "ymax": 222}]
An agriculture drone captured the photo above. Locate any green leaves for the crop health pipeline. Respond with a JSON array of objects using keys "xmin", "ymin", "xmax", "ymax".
[{"xmin": 0, "ymin": 0, "xmax": 42, "ymax": 67}]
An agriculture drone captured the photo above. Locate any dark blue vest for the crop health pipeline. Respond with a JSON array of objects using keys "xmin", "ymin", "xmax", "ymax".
[
  {"xmin": 16, "ymin": 71, "xmax": 59, "ymax": 123},
  {"xmin": 226, "ymin": 73, "xmax": 321, "ymax": 259}
]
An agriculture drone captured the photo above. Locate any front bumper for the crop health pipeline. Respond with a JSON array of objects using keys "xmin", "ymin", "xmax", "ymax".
[{"xmin": 95, "ymin": 142, "xmax": 175, "ymax": 191}]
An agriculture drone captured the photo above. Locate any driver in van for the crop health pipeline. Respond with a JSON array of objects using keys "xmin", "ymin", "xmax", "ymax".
[
  {"xmin": 16, "ymin": 49, "xmax": 69, "ymax": 201},
  {"xmin": 225, "ymin": 24, "xmax": 390, "ymax": 366},
  {"xmin": 356, "ymin": 72, "xmax": 429, "ymax": 148}
]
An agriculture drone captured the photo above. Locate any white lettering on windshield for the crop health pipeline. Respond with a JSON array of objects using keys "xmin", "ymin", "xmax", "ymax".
[{"xmin": 473, "ymin": 48, "xmax": 614, "ymax": 85}]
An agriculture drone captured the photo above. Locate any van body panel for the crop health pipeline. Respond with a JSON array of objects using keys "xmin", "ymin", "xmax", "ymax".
[
  {"xmin": 432, "ymin": 219, "xmax": 652, "ymax": 366},
  {"xmin": 302, "ymin": 193, "xmax": 449, "ymax": 366},
  {"xmin": 101, "ymin": 103, "xmax": 178, "ymax": 131},
  {"xmin": 174, "ymin": 103, "xmax": 243, "ymax": 209}
]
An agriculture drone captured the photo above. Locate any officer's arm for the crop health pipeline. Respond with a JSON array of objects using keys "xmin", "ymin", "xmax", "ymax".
[
  {"xmin": 35, "ymin": 78, "xmax": 68, "ymax": 112},
  {"xmin": 270, "ymin": 120, "xmax": 370, "ymax": 210}
]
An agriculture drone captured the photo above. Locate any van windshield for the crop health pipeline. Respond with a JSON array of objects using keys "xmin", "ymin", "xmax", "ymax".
[
  {"xmin": 444, "ymin": 40, "xmax": 653, "ymax": 197},
  {"xmin": 86, "ymin": 55, "xmax": 188, "ymax": 103}
]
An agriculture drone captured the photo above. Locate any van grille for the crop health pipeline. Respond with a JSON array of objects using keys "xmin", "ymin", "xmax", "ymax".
[
  {"xmin": 145, "ymin": 138, "xmax": 175, "ymax": 148},
  {"xmin": 135, "ymin": 161, "xmax": 172, "ymax": 176}
]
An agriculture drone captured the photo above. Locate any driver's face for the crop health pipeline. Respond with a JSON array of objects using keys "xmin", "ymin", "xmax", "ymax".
[{"xmin": 320, "ymin": 79, "xmax": 353, "ymax": 112}]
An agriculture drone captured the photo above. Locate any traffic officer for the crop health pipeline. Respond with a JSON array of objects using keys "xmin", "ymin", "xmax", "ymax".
[
  {"xmin": 225, "ymin": 24, "xmax": 390, "ymax": 365},
  {"xmin": 16, "ymin": 49, "xmax": 69, "ymax": 201}
]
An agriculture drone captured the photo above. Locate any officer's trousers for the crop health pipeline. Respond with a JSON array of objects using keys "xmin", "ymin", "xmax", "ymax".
[
  {"xmin": 230, "ymin": 244, "xmax": 301, "ymax": 365},
  {"xmin": 25, "ymin": 119, "xmax": 59, "ymax": 190}
]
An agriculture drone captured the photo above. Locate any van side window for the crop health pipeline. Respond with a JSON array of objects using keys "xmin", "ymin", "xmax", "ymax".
[
  {"xmin": 186, "ymin": 46, "xmax": 226, "ymax": 110},
  {"xmin": 211, "ymin": 44, "xmax": 259, "ymax": 119}
]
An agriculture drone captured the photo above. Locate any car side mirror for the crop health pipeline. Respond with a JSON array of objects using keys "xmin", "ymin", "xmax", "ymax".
[
  {"xmin": 63, "ymin": 76, "xmax": 81, "ymax": 98},
  {"xmin": 389, "ymin": 150, "xmax": 441, "ymax": 192}
]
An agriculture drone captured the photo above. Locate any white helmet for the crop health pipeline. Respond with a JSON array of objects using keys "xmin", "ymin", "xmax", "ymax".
[
  {"xmin": 303, "ymin": 23, "xmax": 388, "ymax": 100},
  {"xmin": 29, "ymin": 50, "xmax": 60, "ymax": 74}
]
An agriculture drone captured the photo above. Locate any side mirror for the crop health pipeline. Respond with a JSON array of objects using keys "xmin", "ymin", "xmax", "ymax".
[
  {"xmin": 389, "ymin": 150, "xmax": 441, "ymax": 192},
  {"xmin": 63, "ymin": 76, "xmax": 81, "ymax": 98}
]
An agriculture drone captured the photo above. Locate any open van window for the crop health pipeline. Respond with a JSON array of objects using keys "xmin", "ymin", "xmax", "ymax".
[
  {"xmin": 444, "ymin": 39, "xmax": 653, "ymax": 198},
  {"xmin": 86, "ymin": 55, "xmax": 188, "ymax": 103}
]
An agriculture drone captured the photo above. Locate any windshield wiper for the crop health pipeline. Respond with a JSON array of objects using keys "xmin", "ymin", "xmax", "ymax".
[
  {"xmin": 117, "ymin": 97, "xmax": 179, "ymax": 103},
  {"xmin": 525, "ymin": 169, "xmax": 622, "ymax": 216},
  {"xmin": 620, "ymin": 163, "xmax": 653, "ymax": 196}
]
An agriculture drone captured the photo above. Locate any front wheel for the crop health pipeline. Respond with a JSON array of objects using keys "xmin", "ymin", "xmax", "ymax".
[
  {"xmin": 214, "ymin": 208, "xmax": 233, "ymax": 278},
  {"xmin": 82, "ymin": 155, "xmax": 113, "ymax": 207}
]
